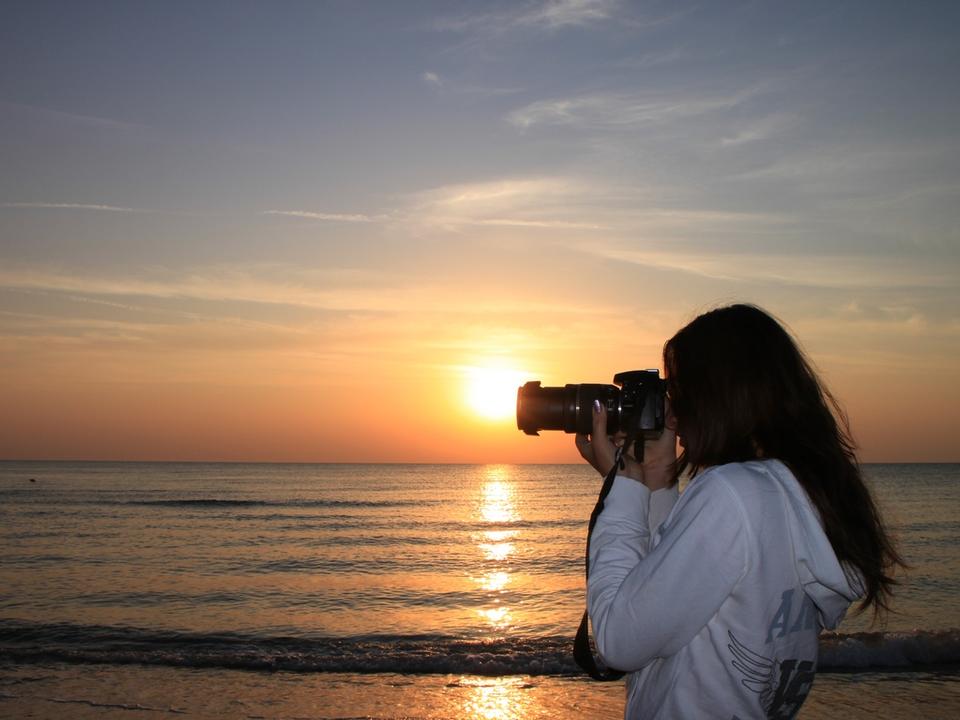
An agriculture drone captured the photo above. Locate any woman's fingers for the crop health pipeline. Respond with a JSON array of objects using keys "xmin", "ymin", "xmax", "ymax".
[
  {"xmin": 591, "ymin": 399, "xmax": 605, "ymax": 437},
  {"xmin": 574, "ymin": 403, "xmax": 615, "ymax": 476},
  {"xmin": 576, "ymin": 402, "xmax": 648, "ymax": 478},
  {"xmin": 590, "ymin": 401, "xmax": 617, "ymax": 475},
  {"xmin": 574, "ymin": 433, "xmax": 593, "ymax": 462}
]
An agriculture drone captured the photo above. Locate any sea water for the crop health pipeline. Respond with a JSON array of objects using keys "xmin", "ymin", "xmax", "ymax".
[{"xmin": 0, "ymin": 462, "xmax": 957, "ymax": 718}]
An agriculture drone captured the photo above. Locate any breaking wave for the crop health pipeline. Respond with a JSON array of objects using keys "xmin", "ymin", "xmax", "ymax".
[{"xmin": 2, "ymin": 621, "xmax": 957, "ymax": 675}]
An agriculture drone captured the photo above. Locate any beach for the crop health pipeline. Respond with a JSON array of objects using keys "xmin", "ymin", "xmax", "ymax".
[
  {"xmin": 2, "ymin": 461, "xmax": 958, "ymax": 718},
  {"xmin": 3, "ymin": 663, "xmax": 960, "ymax": 719}
]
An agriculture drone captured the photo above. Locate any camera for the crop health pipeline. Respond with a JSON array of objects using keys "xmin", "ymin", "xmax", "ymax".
[{"xmin": 516, "ymin": 370, "xmax": 666, "ymax": 438}]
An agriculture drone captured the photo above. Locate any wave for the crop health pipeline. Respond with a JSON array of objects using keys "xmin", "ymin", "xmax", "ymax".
[
  {"xmin": 0, "ymin": 622, "xmax": 573, "ymax": 675},
  {"xmin": 818, "ymin": 629, "xmax": 960, "ymax": 669},
  {"xmin": 1, "ymin": 621, "xmax": 957, "ymax": 675}
]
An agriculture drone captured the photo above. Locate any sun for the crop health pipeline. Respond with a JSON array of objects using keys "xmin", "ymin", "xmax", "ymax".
[{"xmin": 465, "ymin": 366, "xmax": 528, "ymax": 421}]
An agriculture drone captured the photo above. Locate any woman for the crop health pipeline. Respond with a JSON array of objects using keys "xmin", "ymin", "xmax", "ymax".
[{"xmin": 576, "ymin": 304, "xmax": 902, "ymax": 719}]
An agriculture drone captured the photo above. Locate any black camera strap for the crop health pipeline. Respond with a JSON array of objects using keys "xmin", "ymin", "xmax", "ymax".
[{"xmin": 574, "ymin": 438, "xmax": 641, "ymax": 681}]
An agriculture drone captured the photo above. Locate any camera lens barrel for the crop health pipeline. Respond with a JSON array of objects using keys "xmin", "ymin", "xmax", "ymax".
[
  {"xmin": 516, "ymin": 382, "xmax": 619, "ymax": 436},
  {"xmin": 516, "ymin": 371, "xmax": 665, "ymax": 437}
]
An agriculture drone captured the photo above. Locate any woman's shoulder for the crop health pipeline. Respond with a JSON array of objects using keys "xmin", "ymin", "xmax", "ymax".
[
  {"xmin": 684, "ymin": 459, "xmax": 795, "ymax": 507},
  {"xmin": 694, "ymin": 458, "xmax": 793, "ymax": 484},
  {"xmin": 672, "ymin": 460, "xmax": 795, "ymax": 548},
  {"xmin": 663, "ymin": 463, "xmax": 760, "ymax": 545}
]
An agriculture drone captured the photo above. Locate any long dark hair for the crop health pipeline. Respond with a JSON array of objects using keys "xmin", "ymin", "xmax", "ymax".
[{"xmin": 664, "ymin": 304, "xmax": 903, "ymax": 616}]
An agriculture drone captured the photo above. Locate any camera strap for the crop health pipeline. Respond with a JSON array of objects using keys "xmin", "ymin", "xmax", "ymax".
[{"xmin": 573, "ymin": 440, "xmax": 639, "ymax": 681}]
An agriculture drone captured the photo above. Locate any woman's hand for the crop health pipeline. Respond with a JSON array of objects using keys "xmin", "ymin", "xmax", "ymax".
[
  {"xmin": 574, "ymin": 400, "xmax": 642, "ymax": 480},
  {"xmin": 640, "ymin": 410, "xmax": 679, "ymax": 491},
  {"xmin": 575, "ymin": 399, "xmax": 678, "ymax": 491}
]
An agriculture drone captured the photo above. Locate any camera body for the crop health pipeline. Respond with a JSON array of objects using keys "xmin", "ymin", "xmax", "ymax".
[{"xmin": 516, "ymin": 370, "xmax": 666, "ymax": 437}]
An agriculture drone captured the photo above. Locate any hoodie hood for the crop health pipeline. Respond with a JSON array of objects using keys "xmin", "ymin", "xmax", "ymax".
[{"xmin": 758, "ymin": 459, "xmax": 862, "ymax": 629}]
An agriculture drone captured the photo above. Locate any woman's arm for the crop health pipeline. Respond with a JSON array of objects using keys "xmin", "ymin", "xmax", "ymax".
[
  {"xmin": 588, "ymin": 472, "xmax": 749, "ymax": 671},
  {"xmin": 649, "ymin": 484, "xmax": 679, "ymax": 538}
]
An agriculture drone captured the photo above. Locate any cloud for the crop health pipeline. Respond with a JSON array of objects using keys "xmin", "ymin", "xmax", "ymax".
[
  {"xmin": 727, "ymin": 142, "xmax": 956, "ymax": 183},
  {"xmin": 1, "ymin": 204, "xmax": 389, "ymax": 222},
  {"xmin": 260, "ymin": 210, "xmax": 383, "ymax": 223},
  {"xmin": 526, "ymin": 0, "xmax": 618, "ymax": 29},
  {"xmin": 0, "ymin": 202, "xmax": 145, "ymax": 213},
  {"xmin": 264, "ymin": 179, "xmax": 615, "ymax": 230},
  {"xmin": 577, "ymin": 243, "xmax": 956, "ymax": 289},
  {"xmin": 618, "ymin": 47, "xmax": 693, "ymax": 70},
  {"xmin": 0, "ymin": 101, "xmax": 148, "ymax": 132},
  {"xmin": 417, "ymin": 177, "xmax": 576, "ymax": 206},
  {"xmin": 507, "ymin": 86, "xmax": 762, "ymax": 130},
  {"xmin": 0, "ymin": 263, "xmax": 606, "ymax": 317},
  {"xmin": 473, "ymin": 218, "xmax": 605, "ymax": 229},
  {"xmin": 0, "ymin": 265, "xmax": 367, "ymax": 311},
  {"xmin": 408, "ymin": 176, "xmax": 608, "ymax": 230},
  {"xmin": 612, "ymin": 207, "xmax": 790, "ymax": 232},
  {"xmin": 436, "ymin": 0, "xmax": 618, "ymax": 34},
  {"xmin": 420, "ymin": 71, "xmax": 522, "ymax": 98},
  {"xmin": 719, "ymin": 113, "xmax": 798, "ymax": 147},
  {"xmin": 404, "ymin": 177, "xmax": 790, "ymax": 234}
]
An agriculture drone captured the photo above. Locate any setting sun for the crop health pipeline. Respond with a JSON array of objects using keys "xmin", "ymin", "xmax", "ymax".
[{"xmin": 465, "ymin": 366, "xmax": 528, "ymax": 421}]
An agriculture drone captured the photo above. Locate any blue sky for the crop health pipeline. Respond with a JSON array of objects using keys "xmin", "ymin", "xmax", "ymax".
[{"xmin": 1, "ymin": 1, "xmax": 958, "ymax": 461}]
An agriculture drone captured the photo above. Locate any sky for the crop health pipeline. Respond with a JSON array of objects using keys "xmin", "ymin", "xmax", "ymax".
[{"xmin": 1, "ymin": 0, "xmax": 958, "ymax": 463}]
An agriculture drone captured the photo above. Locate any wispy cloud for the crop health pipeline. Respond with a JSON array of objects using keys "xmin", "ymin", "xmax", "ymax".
[
  {"xmin": 524, "ymin": 0, "xmax": 618, "ymax": 29},
  {"xmin": 403, "ymin": 178, "xmax": 788, "ymax": 234},
  {"xmin": 507, "ymin": 86, "xmax": 762, "ymax": 130},
  {"xmin": 0, "ymin": 202, "xmax": 145, "ymax": 213},
  {"xmin": 419, "ymin": 70, "xmax": 522, "ymax": 98},
  {"xmin": 474, "ymin": 218, "xmax": 605, "ymax": 229},
  {"xmin": 617, "ymin": 47, "xmax": 694, "ymax": 70},
  {"xmin": 727, "ymin": 142, "xmax": 956, "ymax": 183},
  {"xmin": 408, "ymin": 176, "xmax": 609, "ymax": 230},
  {"xmin": 577, "ymin": 243, "xmax": 956, "ymax": 289},
  {"xmin": 0, "ymin": 263, "xmax": 606, "ymax": 317},
  {"xmin": 437, "ymin": 0, "xmax": 618, "ymax": 34},
  {"xmin": 422, "ymin": 71, "xmax": 443, "ymax": 88},
  {"xmin": 263, "ymin": 178, "xmax": 623, "ymax": 231},
  {"xmin": 417, "ymin": 177, "xmax": 576, "ymax": 206},
  {"xmin": 259, "ymin": 210, "xmax": 384, "ymax": 223},
  {"xmin": 611, "ymin": 207, "xmax": 790, "ymax": 232},
  {"xmin": 0, "ymin": 101, "xmax": 147, "ymax": 132},
  {"xmin": 719, "ymin": 113, "xmax": 798, "ymax": 147}
]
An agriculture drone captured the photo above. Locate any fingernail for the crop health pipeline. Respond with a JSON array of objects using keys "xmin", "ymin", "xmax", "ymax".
[{"xmin": 593, "ymin": 399, "xmax": 601, "ymax": 413}]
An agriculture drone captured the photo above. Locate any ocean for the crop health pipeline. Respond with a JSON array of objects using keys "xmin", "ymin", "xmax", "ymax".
[{"xmin": 1, "ymin": 461, "xmax": 957, "ymax": 719}]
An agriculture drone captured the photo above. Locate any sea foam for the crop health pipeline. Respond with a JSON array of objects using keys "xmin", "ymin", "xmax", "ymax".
[{"xmin": 2, "ymin": 621, "xmax": 957, "ymax": 675}]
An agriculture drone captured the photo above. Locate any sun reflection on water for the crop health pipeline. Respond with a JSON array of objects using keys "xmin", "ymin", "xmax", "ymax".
[
  {"xmin": 475, "ymin": 466, "xmax": 520, "ymax": 632},
  {"xmin": 478, "ymin": 540, "xmax": 514, "ymax": 562},
  {"xmin": 479, "ymin": 470, "xmax": 519, "ymax": 524},
  {"xmin": 478, "ymin": 571, "xmax": 510, "ymax": 592},
  {"xmin": 458, "ymin": 676, "xmax": 537, "ymax": 720},
  {"xmin": 478, "ymin": 605, "xmax": 512, "ymax": 629}
]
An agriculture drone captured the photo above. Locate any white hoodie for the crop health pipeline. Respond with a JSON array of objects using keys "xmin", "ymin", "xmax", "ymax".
[{"xmin": 588, "ymin": 459, "xmax": 860, "ymax": 719}]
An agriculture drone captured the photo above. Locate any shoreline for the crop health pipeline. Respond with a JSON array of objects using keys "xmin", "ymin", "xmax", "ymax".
[{"xmin": 2, "ymin": 662, "xmax": 959, "ymax": 720}]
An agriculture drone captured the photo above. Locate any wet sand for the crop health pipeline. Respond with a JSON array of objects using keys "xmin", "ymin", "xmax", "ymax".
[{"xmin": 2, "ymin": 663, "xmax": 958, "ymax": 719}]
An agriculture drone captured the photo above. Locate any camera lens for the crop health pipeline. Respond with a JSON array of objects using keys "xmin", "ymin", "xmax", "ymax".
[
  {"xmin": 516, "ymin": 371, "xmax": 666, "ymax": 439},
  {"xmin": 516, "ymin": 382, "xmax": 620, "ymax": 436}
]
